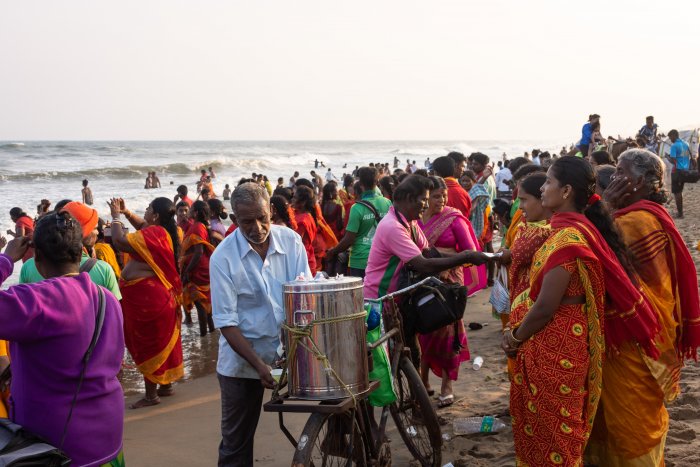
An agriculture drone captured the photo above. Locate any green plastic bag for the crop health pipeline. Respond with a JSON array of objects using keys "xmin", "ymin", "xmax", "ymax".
[{"xmin": 365, "ymin": 302, "xmax": 397, "ymax": 406}]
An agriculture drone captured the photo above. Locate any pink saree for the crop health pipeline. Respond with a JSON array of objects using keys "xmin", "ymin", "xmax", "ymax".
[
  {"xmin": 420, "ymin": 207, "xmax": 487, "ymax": 296},
  {"xmin": 417, "ymin": 207, "xmax": 481, "ymax": 380}
]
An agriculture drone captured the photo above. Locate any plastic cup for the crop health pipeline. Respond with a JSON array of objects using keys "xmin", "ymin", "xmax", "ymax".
[
  {"xmin": 472, "ymin": 356, "xmax": 484, "ymax": 370},
  {"xmin": 270, "ymin": 369, "xmax": 283, "ymax": 383}
]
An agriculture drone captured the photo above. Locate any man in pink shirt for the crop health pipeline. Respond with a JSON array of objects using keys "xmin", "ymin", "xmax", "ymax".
[
  {"xmin": 364, "ymin": 175, "xmax": 490, "ymax": 363},
  {"xmin": 364, "ymin": 176, "xmax": 488, "ymax": 299}
]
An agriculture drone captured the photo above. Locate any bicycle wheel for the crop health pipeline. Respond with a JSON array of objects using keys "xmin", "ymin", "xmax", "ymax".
[
  {"xmin": 389, "ymin": 356, "xmax": 442, "ymax": 467},
  {"xmin": 292, "ymin": 411, "xmax": 367, "ymax": 467}
]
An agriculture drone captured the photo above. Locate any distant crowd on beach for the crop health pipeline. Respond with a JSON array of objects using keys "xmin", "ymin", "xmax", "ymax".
[{"xmin": 0, "ymin": 113, "xmax": 699, "ymax": 466}]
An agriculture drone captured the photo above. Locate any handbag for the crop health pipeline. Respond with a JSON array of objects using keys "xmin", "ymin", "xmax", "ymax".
[
  {"xmin": 489, "ymin": 266, "xmax": 510, "ymax": 314},
  {"xmin": 392, "ymin": 213, "xmax": 468, "ymax": 337},
  {"xmin": 0, "ymin": 286, "xmax": 106, "ymax": 466},
  {"xmin": 409, "ymin": 280, "xmax": 468, "ymax": 335}
]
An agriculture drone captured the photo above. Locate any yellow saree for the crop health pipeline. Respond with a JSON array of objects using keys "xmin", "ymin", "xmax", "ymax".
[{"xmin": 586, "ymin": 208, "xmax": 681, "ymax": 466}]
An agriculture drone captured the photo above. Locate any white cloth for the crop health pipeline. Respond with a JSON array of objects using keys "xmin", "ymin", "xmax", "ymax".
[
  {"xmin": 495, "ymin": 168, "xmax": 513, "ymax": 192},
  {"xmin": 325, "ymin": 171, "xmax": 337, "ymax": 182},
  {"xmin": 211, "ymin": 225, "xmax": 311, "ymax": 379}
]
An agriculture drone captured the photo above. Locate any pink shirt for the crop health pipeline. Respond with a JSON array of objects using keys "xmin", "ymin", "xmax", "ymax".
[{"xmin": 364, "ymin": 206, "xmax": 428, "ymax": 299}]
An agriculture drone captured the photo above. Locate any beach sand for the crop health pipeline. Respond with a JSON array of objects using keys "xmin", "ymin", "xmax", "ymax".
[{"xmin": 432, "ymin": 181, "xmax": 700, "ymax": 467}]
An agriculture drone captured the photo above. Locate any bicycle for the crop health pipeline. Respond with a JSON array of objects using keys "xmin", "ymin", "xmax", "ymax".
[{"xmin": 264, "ymin": 276, "xmax": 443, "ymax": 467}]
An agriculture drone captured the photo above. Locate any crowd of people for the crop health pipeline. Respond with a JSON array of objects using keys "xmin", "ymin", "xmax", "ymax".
[{"xmin": 1, "ymin": 119, "xmax": 699, "ymax": 465}]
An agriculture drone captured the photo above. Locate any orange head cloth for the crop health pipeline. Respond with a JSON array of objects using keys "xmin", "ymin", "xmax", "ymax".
[{"xmin": 61, "ymin": 202, "xmax": 99, "ymax": 239}]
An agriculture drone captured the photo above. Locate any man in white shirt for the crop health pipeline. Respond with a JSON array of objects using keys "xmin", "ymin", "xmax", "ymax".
[
  {"xmin": 288, "ymin": 171, "xmax": 299, "ymax": 189},
  {"xmin": 211, "ymin": 182, "xmax": 311, "ymax": 467},
  {"xmin": 495, "ymin": 163, "xmax": 513, "ymax": 198},
  {"xmin": 325, "ymin": 167, "xmax": 338, "ymax": 183}
]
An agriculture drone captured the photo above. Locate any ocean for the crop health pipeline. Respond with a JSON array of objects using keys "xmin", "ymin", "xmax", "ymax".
[{"xmin": 0, "ymin": 139, "xmax": 563, "ymax": 286}]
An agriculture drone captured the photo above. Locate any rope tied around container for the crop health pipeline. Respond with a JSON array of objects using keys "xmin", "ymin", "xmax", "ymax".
[{"xmin": 272, "ymin": 310, "xmax": 367, "ymax": 407}]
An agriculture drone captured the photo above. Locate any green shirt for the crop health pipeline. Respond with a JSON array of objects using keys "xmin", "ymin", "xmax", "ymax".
[
  {"xmin": 346, "ymin": 191, "xmax": 392, "ymax": 269},
  {"xmin": 20, "ymin": 251, "xmax": 122, "ymax": 300}
]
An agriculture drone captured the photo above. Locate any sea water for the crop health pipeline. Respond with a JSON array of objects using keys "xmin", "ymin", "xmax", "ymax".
[{"xmin": 0, "ymin": 139, "xmax": 562, "ymax": 286}]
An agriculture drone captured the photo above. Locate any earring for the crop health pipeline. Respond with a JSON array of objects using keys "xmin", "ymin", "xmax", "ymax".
[
  {"xmin": 563, "ymin": 194, "xmax": 568, "ymax": 199},
  {"xmin": 633, "ymin": 187, "xmax": 637, "ymax": 192}
]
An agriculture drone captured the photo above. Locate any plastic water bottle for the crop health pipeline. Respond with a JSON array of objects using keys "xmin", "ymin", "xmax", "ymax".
[
  {"xmin": 472, "ymin": 356, "xmax": 484, "ymax": 370},
  {"xmin": 452, "ymin": 416, "xmax": 507, "ymax": 435}
]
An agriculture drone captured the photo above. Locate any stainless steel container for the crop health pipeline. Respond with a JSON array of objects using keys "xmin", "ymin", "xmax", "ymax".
[{"xmin": 283, "ymin": 276, "xmax": 369, "ymax": 400}]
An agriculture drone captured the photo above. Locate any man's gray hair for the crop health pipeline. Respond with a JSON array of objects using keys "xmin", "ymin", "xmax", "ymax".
[
  {"xmin": 618, "ymin": 148, "xmax": 669, "ymax": 204},
  {"xmin": 231, "ymin": 182, "xmax": 270, "ymax": 214}
]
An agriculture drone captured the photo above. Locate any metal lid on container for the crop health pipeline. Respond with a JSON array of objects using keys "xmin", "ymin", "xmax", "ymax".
[{"xmin": 284, "ymin": 275, "xmax": 364, "ymax": 294}]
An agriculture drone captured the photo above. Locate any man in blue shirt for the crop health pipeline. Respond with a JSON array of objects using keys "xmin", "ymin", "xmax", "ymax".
[
  {"xmin": 577, "ymin": 114, "xmax": 600, "ymax": 157},
  {"xmin": 211, "ymin": 182, "xmax": 311, "ymax": 467},
  {"xmin": 668, "ymin": 129, "xmax": 693, "ymax": 218}
]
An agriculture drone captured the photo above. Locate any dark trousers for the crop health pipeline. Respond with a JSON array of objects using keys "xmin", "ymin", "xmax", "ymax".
[
  {"xmin": 347, "ymin": 267, "xmax": 366, "ymax": 279},
  {"xmin": 218, "ymin": 374, "xmax": 265, "ymax": 467}
]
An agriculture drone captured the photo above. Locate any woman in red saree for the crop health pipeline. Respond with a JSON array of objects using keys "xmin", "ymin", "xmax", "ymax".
[
  {"xmin": 8, "ymin": 207, "xmax": 34, "ymax": 262},
  {"xmin": 293, "ymin": 186, "xmax": 319, "ymax": 274},
  {"xmin": 417, "ymin": 177, "xmax": 479, "ymax": 407},
  {"xmin": 503, "ymin": 156, "xmax": 660, "ymax": 467},
  {"xmin": 587, "ymin": 149, "xmax": 700, "ymax": 466},
  {"xmin": 109, "ymin": 197, "xmax": 184, "ymax": 409},
  {"xmin": 181, "ymin": 201, "xmax": 216, "ymax": 336},
  {"xmin": 321, "ymin": 182, "xmax": 345, "ymax": 240}
]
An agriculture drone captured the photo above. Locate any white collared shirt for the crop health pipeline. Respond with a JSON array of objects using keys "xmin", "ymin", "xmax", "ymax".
[{"xmin": 211, "ymin": 225, "xmax": 311, "ymax": 379}]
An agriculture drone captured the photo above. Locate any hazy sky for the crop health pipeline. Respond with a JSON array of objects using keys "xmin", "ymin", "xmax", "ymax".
[{"xmin": 1, "ymin": 1, "xmax": 698, "ymax": 141}]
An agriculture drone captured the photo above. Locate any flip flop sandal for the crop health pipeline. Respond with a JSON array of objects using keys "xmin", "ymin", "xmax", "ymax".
[
  {"xmin": 437, "ymin": 394, "xmax": 454, "ymax": 408},
  {"xmin": 129, "ymin": 396, "xmax": 161, "ymax": 409}
]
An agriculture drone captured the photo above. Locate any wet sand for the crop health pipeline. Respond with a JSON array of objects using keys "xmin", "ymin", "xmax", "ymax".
[{"xmin": 121, "ymin": 323, "xmax": 219, "ymax": 396}]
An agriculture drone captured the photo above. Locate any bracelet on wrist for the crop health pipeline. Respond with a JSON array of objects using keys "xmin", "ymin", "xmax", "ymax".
[{"xmin": 510, "ymin": 328, "xmax": 523, "ymax": 344}]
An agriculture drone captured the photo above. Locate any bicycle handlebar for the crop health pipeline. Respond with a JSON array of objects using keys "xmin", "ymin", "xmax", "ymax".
[{"xmin": 365, "ymin": 276, "xmax": 444, "ymax": 303}]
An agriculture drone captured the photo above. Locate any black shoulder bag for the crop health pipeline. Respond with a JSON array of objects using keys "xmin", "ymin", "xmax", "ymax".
[
  {"xmin": 0, "ymin": 286, "xmax": 106, "ymax": 466},
  {"xmin": 395, "ymin": 213, "xmax": 468, "ymax": 346}
]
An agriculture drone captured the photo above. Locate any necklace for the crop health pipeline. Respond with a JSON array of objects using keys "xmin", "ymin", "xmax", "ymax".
[{"xmin": 61, "ymin": 272, "xmax": 80, "ymax": 277}]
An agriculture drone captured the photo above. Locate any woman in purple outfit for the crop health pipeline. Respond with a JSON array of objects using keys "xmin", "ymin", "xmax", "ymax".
[{"xmin": 0, "ymin": 211, "xmax": 125, "ymax": 467}]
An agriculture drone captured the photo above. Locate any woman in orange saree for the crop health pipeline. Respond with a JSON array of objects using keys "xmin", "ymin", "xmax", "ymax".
[
  {"xmin": 109, "ymin": 197, "xmax": 184, "ymax": 409},
  {"xmin": 181, "ymin": 201, "xmax": 216, "ymax": 336},
  {"xmin": 586, "ymin": 149, "xmax": 700, "ymax": 466},
  {"xmin": 503, "ymin": 157, "xmax": 660, "ymax": 467}
]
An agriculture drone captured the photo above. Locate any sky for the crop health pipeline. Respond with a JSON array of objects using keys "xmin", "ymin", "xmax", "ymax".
[{"xmin": 1, "ymin": 0, "xmax": 699, "ymax": 141}]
